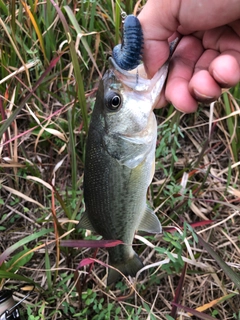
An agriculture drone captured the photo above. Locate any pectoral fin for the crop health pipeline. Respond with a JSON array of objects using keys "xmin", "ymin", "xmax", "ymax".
[
  {"xmin": 138, "ymin": 206, "xmax": 162, "ymax": 234},
  {"xmin": 77, "ymin": 211, "xmax": 96, "ymax": 231}
]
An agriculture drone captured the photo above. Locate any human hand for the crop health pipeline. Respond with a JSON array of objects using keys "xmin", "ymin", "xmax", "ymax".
[{"xmin": 138, "ymin": 0, "xmax": 240, "ymax": 112}]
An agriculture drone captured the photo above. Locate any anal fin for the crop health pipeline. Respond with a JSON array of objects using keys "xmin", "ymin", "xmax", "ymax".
[{"xmin": 138, "ymin": 206, "xmax": 162, "ymax": 234}]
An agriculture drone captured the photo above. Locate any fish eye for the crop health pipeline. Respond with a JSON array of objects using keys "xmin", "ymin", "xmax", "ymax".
[{"xmin": 105, "ymin": 91, "xmax": 122, "ymax": 111}]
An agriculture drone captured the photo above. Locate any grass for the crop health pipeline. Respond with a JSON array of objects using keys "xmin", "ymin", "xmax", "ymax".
[{"xmin": 0, "ymin": 1, "xmax": 240, "ymax": 319}]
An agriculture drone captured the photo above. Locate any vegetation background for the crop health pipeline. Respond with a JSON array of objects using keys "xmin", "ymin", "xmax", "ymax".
[{"xmin": 0, "ymin": 0, "xmax": 239, "ymax": 319}]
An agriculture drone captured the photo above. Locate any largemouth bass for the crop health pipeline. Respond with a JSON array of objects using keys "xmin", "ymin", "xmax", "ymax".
[{"xmin": 78, "ymin": 55, "xmax": 171, "ymax": 285}]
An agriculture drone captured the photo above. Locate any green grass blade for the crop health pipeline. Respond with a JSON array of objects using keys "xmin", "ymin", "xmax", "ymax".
[
  {"xmin": 114, "ymin": 2, "xmax": 121, "ymax": 45},
  {"xmin": 172, "ymin": 302, "xmax": 217, "ymax": 320},
  {"xmin": 5, "ymin": 247, "xmax": 34, "ymax": 272},
  {"xmin": 197, "ymin": 234, "xmax": 240, "ymax": 290},
  {"xmin": 64, "ymin": 5, "xmax": 101, "ymax": 77},
  {"xmin": 68, "ymin": 108, "xmax": 77, "ymax": 199},
  {"xmin": 0, "ymin": 228, "xmax": 53, "ymax": 265},
  {"xmin": 0, "ymin": 270, "xmax": 36, "ymax": 284},
  {"xmin": 0, "ymin": 0, "xmax": 8, "ymax": 15},
  {"xmin": 22, "ymin": 1, "xmax": 48, "ymax": 63},
  {"xmin": 10, "ymin": 0, "xmax": 16, "ymax": 34},
  {"xmin": 89, "ymin": 0, "xmax": 97, "ymax": 34},
  {"xmin": 0, "ymin": 55, "xmax": 60, "ymax": 140},
  {"xmin": 170, "ymin": 110, "xmax": 181, "ymax": 173},
  {"xmin": 50, "ymin": 1, "xmax": 88, "ymax": 134},
  {"xmin": 45, "ymin": 246, "xmax": 52, "ymax": 291},
  {"xmin": 223, "ymin": 92, "xmax": 238, "ymax": 161}
]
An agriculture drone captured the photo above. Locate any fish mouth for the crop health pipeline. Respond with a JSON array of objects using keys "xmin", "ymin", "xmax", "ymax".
[
  {"xmin": 109, "ymin": 57, "xmax": 149, "ymax": 91},
  {"xmin": 109, "ymin": 56, "xmax": 169, "ymax": 96},
  {"xmin": 109, "ymin": 57, "xmax": 147, "ymax": 79}
]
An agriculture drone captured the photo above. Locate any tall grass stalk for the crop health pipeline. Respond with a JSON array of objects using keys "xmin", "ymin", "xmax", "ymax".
[
  {"xmin": 223, "ymin": 91, "xmax": 238, "ymax": 162},
  {"xmin": 114, "ymin": 0, "xmax": 121, "ymax": 45}
]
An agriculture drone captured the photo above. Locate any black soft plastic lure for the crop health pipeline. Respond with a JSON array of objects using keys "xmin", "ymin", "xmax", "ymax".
[{"xmin": 112, "ymin": 14, "xmax": 143, "ymax": 71}]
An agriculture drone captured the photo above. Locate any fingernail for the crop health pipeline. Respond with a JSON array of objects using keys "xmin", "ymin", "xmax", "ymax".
[
  {"xmin": 212, "ymin": 70, "xmax": 229, "ymax": 87},
  {"xmin": 193, "ymin": 89, "xmax": 216, "ymax": 103}
]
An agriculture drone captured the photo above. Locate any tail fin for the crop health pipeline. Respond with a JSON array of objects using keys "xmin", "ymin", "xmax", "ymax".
[{"xmin": 107, "ymin": 252, "xmax": 143, "ymax": 285}]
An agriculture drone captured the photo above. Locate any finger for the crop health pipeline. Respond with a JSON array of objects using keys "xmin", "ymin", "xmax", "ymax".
[
  {"xmin": 193, "ymin": 48, "xmax": 219, "ymax": 74},
  {"xmin": 190, "ymin": 70, "xmax": 221, "ymax": 104},
  {"xmin": 189, "ymin": 49, "xmax": 222, "ymax": 103},
  {"xmin": 189, "ymin": 51, "xmax": 240, "ymax": 102},
  {"xmin": 201, "ymin": 25, "xmax": 240, "ymax": 87},
  {"xmin": 187, "ymin": 26, "xmax": 240, "ymax": 100},
  {"xmin": 163, "ymin": 36, "xmax": 204, "ymax": 112},
  {"xmin": 209, "ymin": 52, "xmax": 240, "ymax": 87},
  {"xmin": 176, "ymin": 0, "xmax": 240, "ymax": 32},
  {"xmin": 202, "ymin": 25, "xmax": 240, "ymax": 54},
  {"xmin": 141, "ymin": 39, "xmax": 170, "ymax": 78}
]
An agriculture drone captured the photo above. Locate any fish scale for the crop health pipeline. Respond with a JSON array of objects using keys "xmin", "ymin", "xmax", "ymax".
[{"xmin": 85, "ymin": 138, "xmax": 147, "ymax": 242}]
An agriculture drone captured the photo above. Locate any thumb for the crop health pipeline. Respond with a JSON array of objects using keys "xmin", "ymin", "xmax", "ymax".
[{"xmin": 138, "ymin": 1, "xmax": 177, "ymax": 78}]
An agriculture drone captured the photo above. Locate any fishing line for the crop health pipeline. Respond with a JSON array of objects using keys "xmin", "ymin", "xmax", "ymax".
[{"xmin": 114, "ymin": 0, "xmax": 127, "ymax": 22}]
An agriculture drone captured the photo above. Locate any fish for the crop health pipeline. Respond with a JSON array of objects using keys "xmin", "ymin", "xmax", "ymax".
[{"xmin": 78, "ymin": 45, "xmax": 175, "ymax": 285}]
